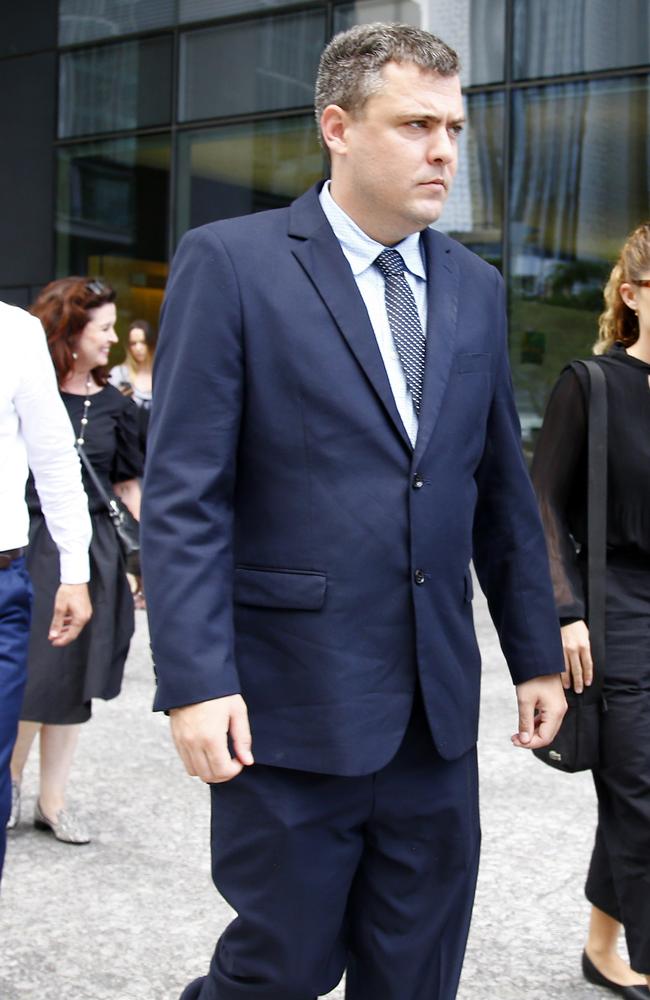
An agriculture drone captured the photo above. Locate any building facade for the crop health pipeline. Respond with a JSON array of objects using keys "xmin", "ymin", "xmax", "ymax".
[{"xmin": 1, "ymin": 0, "xmax": 649, "ymax": 445}]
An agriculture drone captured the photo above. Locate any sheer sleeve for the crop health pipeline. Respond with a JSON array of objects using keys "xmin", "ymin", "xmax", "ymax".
[
  {"xmin": 111, "ymin": 394, "xmax": 144, "ymax": 484},
  {"xmin": 530, "ymin": 367, "xmax": 588, "ymax": 620}
]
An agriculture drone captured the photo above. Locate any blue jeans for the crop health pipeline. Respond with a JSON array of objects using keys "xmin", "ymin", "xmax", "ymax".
[{"xmin": 0, "ymin": 557, "xmax": 32, "ymax": 878}]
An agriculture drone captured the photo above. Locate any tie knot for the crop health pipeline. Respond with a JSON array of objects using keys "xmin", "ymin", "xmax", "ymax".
[{"xmin": 375, "ymin": 248, "xmax": 406, "ymax": 278}]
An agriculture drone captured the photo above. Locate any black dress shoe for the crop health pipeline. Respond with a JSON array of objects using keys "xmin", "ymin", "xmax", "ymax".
[
  {"xmin": 179, "ymin": 977, "xmax": 206, "ymax": 1000},
  {"xmin": 582, "ymin": 951, "xmax": 650, "ymax": 998}
]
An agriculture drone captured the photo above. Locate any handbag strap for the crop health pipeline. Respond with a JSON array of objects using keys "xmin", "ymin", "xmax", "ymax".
[
  {"xmin": 76, "ymin": 444, "xmax": 122, "ymax": 522},
  {"xmin": 569, "ymin": 360, "xmax": 607, "ymax": 697}
]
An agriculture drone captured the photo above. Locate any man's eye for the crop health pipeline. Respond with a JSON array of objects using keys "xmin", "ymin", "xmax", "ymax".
[{"xmin": 449, "ymin": 124, "xmax": 464, "ymax": 137}]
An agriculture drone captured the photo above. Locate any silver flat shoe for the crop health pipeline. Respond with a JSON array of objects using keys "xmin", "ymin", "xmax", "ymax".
[
  {"xmin": 6, "ymin": 780, "xmax": 20, "ymax": 829},
  {"xmin": 33, "ymin": 800, "xmax": 90, "ymax": 845}
]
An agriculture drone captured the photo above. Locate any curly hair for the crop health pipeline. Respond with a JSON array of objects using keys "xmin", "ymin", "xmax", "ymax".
[
  {"xmin": 30, "ymin": 277, "xmax": 116, "ymax": 386},
  {"xmin": 594, "ymin": 222, "xmax": 650, "ymax": 355}
]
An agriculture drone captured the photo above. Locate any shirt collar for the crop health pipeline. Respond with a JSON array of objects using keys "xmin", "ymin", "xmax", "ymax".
[{"xmin": 319, "ymin": 180, "xmax": 426, "ymax": 281}]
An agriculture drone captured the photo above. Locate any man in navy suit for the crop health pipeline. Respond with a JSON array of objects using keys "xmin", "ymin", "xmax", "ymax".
[{"xmin": 142, "ymin": 23, "xmax": 566, "ymax": 1000}]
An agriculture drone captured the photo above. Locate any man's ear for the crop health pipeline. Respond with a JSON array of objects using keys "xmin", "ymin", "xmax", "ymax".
[{"xmin": 320, "ymin": 105, "xmax": 350, "ymax": 157}]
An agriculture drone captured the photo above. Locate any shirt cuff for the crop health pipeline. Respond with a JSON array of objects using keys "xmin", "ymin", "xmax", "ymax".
[{"xmin": 59, "ymin": 551, "xmax": 90, "ymax": 585}]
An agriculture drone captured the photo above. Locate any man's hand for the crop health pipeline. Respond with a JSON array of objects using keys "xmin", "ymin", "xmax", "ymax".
[
  {"xmin": 48, "ymin": 583, "xmax": 92, "ymax": 646},
  {"xmin": 169, "ymin": 695, "xmax": 254, "ymax": 783},
  {"xmin": 560, "ymin": 620, "xmax": 592, "ymax": 693},
  {"xmin": 511, "ymin": 674, "xmax": 567, "ymax": 750}
]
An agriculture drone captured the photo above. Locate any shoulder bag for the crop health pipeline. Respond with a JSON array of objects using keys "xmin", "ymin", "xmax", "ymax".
[
  {"xmin": 533, "ymin": 360, "xmax": 606, "ymax": 773},
  {"xmin": 77, "ymin": 444, "xmax": 141, "ymax": 577}
]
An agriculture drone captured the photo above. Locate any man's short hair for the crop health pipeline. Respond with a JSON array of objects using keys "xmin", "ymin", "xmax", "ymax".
[{"xmin": 315, "ymin": 22, "xmax": 460, "ymax": 142}]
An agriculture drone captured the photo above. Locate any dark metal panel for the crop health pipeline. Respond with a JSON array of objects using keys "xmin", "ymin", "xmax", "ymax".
[
  {"xmin": 0, "ymin": 0, "xmax": 57, "ymax": 58},
  {"xmin": 0, "ymin": 52, "xmax": 57, "ymax": 287}
]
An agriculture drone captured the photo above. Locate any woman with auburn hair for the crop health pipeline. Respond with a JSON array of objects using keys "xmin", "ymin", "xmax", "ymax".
[
  {"xmin": 7, "ymin": 277, "xmax": 142, "ymax": 844},
  {"xmin": 532, "ymin": 223, "xmax": 650, "ymax": 997}
]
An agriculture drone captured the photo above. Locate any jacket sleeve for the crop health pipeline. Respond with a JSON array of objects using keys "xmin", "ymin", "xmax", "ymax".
[
  {"xmin": 141, "ymin": 225, "xmax": 244, "ymax": 710},
  {"xmin": 16, "ymin": 317, "xmax": 91, "ymax": 584},
  {"xmin": 530, "ymin": 367, "xmax": 588, "ymax": 620},
  {"xmin": 471, "ymin": 269, "xmax": 565, "ymax": 685}
]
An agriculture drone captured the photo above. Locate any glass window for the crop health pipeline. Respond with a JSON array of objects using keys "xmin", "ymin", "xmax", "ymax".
[
  {"xmin": 56, "ymin": 135, "xmax": 171, "ymax": 337},
  {"xmin": 333, "ymin": 2, "xmax": 423, "ymax": 36},
  {"xmin": 179, "ymin": 0, "xmax": 303, "ymax": 20},
  {"xmin": 59, "ymin": 0, "xmax": 175, "ymax": 45},
  {"xmin": 508, "ymin": 75, "xmax": 650, "ymax": 455},
  {"xmin": 59, "ymin": 36, "xmax": 173, "ymax": 139},
  {"xmin": 179, "ymin": 12, "xmax": 326, "ymax": 122},
  {"xmin": 435, "ymin": 91, "xmax": 504, "ymax": 270},
  {"xmin": 513, "ymin": 0, "xmax": 650, "ymax": 80},
  {"xmin": 176, "ymin": 117, "xmax": 323, "ymax": 238},
  {"xmin": 333, "ymin": 0, "xmax": 506, "ymax": 86}
]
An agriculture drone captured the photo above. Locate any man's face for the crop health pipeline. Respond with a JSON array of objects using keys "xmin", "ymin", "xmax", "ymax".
[{"xmin": 326, "ymin": 61, "xmax": 465, "ymax": 245}]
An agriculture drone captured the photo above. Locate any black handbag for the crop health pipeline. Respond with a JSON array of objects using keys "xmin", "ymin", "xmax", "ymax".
[
  {"xmin": 77, "ymin": 444, "xmax": 141, "ymax": 576},
  {"xmin": 533, "ymin": 360, "xmax": 607, "ymax": 773}
]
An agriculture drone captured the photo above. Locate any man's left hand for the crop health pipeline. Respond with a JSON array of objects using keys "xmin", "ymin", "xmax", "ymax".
[
  {"xmin": 511, "ymin": 674, "xmax": 567, "ymax": 750},
  {"xmin": 48, "ymin": 583, "xmax": 92, "ymax": 646}
]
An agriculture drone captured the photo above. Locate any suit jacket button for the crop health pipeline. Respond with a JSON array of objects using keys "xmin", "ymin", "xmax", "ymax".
[
  {"xmin": 412, "ymin": 473, "xmax": 424, "ymax": 489},
  {"xmin": 414, "ymin": 569, "xmax": 425, "ymax": 585}
]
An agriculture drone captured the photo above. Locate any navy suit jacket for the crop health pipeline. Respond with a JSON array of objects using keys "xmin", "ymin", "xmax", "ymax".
[{"xmin": 141, "ymin": 182, "xmax": 563, "ymax": 776}]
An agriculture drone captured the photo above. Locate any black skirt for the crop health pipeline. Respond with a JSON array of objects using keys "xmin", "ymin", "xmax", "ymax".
[{"xmin": 20, "ymin": 510, "xmax": 134, "ymax": 725}]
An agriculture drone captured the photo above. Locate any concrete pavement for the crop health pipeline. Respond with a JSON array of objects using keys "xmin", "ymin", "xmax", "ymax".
[{"xmin": 1, "ymin": 585, "xmax": 621, "ymax": 999}]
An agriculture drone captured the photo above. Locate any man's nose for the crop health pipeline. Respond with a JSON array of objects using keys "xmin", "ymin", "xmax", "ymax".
[{"xmin": 426, "ymin": 127, "xmax": 455, "ymax": 164}]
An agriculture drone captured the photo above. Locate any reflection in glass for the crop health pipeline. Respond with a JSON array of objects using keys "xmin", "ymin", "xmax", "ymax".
[
  {"xmin": 57, "ymin": 136, "xmax": 171, "ymax": 335},
  {"xmin": 436, "ymin": 92, "xmax": 504, "ymax": 270},
  {"xmin": 59, "ymin": 37, "xmax": 173, "ymax": 139},
  {"xmin": 176, "ymin": 118, "xmax": 323, "ymax": 238},
  {"xmin": 180, "ymin": 0, "xmax": 295, "ymax": 20},
  {"xmin": 179, "ymin": 12, "xmax": 326, "ymax": 122},
  {"xmin": 334, "ymin": 0, "xmax": 505, "ymax": 86},
  {"xmin": 509, "ymin": 75, "xmax": 650, "ymax": 454},
  {"xmin": 333, "ymin": 1, "xmax": 422, "ymax": 33},
  {"xmin": 59, "ymin": 0, "xmax": 175, "ymax": 45},
  {"xmin": 514, "ymin": 0, "xmax": 650, "ymax": 80}
]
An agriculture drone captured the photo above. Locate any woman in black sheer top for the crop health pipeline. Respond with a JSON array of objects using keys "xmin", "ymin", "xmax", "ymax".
[{"xmin": 532, "ymin": 223, "xmax": 650, "ymax": 997}]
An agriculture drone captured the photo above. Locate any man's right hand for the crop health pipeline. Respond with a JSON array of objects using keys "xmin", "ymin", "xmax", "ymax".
[
  {"xmin": 48, "ymin": 582, "xmax": 92, "ymax": 646},
  {"xmin": 169, "ymin": 694, "xmax": 254, "ymax": 783}
]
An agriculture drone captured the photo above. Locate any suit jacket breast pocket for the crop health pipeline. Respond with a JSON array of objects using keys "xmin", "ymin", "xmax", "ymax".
[
  {"xmin": 447, "ymin": 354, "xmax": 493, "ymax": 447},
  {"xmin": 455, "ymin": 352, "xmax": 492, "ymax": 374}
]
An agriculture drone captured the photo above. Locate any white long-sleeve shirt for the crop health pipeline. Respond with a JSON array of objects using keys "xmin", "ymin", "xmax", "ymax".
[{"xmin": 0, "ymin": 301, "xmax": 91, "ymax": 583}]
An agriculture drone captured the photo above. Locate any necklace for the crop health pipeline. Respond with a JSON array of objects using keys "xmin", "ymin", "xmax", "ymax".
[{"xmin": 75, "ymin": 375, "xmax": 93, "ymax": 447}]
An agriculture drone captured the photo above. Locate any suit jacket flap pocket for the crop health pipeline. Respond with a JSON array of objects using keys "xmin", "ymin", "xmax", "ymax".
[
  {"xmin": 456, "ymin": 352, "xmax": 491, "ymax": 373},
  {"xmin": 234, "ymin": 566, "xmax": 327, "ymax": 610}
]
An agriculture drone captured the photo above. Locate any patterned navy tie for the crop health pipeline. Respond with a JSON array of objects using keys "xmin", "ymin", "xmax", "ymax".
[{"xmin": 374, "ymin": 248, "xmax": 427, "ymax": 414}]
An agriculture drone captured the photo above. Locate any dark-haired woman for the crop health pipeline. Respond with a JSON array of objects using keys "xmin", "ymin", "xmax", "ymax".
[
  {"xmin": 8, "ymin": 277, "xmax": 143, "ymax": 844},
  {"xmin": 109, "ymin": 319, "xmax": 156, "ymax": 609},
  {"xmin": 109, "ymin": 318, "xmax": 156, "ymax": 453},
  {"xmin": 532, "ymin": 223, "xmax": 650, "ymax": 996}
]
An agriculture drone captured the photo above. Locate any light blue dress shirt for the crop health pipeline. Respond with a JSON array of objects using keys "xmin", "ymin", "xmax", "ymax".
[{"xmin": 319, "ymin": 180, "xmax": 427, "ymax": 447}]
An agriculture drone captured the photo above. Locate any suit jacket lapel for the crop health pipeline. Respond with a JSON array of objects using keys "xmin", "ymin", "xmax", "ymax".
[
  {"xmin": 414, "ymin": 229, "xmax": 460, "ymax": 464},
  {"xmin": 289, "ymin": 188, "xmax": 412, "ymax": 454}
]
